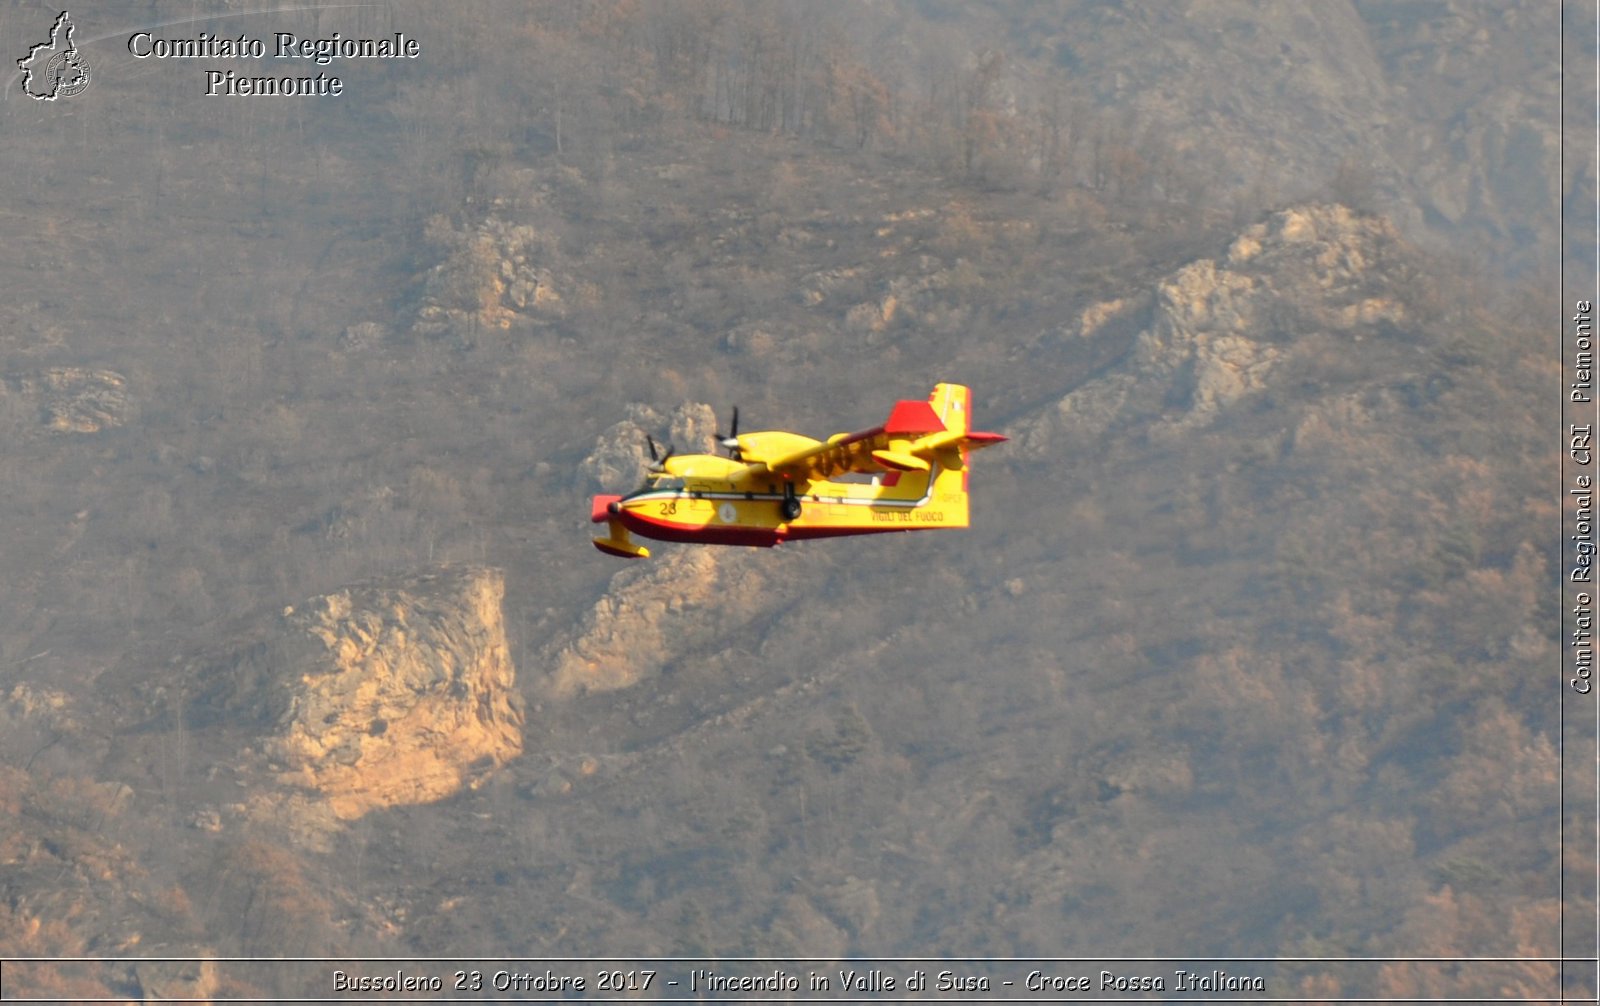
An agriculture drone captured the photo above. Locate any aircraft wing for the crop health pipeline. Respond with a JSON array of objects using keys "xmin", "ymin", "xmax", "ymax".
[{"xmin": 754, "ymin": 398, "xmax": 1004, "ymax": 481}]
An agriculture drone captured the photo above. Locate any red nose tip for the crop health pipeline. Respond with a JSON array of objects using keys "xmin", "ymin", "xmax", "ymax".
[{"xmin": 591, "ymin": 495, "xmax": 623, "ymax": 523}]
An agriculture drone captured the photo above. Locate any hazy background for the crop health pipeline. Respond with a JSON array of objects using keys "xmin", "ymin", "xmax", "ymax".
[{"xmin": 0, "ymin": 1, "xmax": 1586, "ymax": 1000}]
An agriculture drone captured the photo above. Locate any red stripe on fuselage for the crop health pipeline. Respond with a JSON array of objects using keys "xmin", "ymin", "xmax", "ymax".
[
  {"xmin": 614, "ymin": 507, "xmax": 782, "ymax": 547},
  {"xmin": 613, "ymin": 504, "xmax": 961, "ymax": 547}
]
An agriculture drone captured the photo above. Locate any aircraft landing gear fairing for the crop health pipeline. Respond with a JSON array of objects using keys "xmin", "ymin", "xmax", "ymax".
[{"xmin": 780, "ymin": 484, "xmax": 802, "ymax": 522}]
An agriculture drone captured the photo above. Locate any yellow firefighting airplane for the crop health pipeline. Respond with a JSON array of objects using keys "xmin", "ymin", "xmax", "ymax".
[{"xmin": 591, "ymin": 383, "xmax": 1005, "ymax": 558}]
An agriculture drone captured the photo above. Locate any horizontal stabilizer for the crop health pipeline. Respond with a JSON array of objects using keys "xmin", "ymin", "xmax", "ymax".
[{"xmin": 871, "ymin": 448, "xmax": 930, "ymax": 472}]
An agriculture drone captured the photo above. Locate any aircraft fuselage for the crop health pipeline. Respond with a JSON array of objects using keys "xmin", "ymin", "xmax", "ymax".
[{"xmin": 594, "ymin": 463, "xmax": 968, "ymax": 548}]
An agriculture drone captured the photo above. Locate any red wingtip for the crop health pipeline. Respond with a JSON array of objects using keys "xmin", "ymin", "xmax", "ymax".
[{"xmin": 966, "ymin": 431, "xmax": 1008, "ymax": 445}]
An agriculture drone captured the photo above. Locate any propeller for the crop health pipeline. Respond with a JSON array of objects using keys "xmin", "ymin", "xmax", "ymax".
[
  {"xmin": 715, "ymin": 406, "xmax": 741, "ymax": 459},
  {"xmin": 645, "ymin": 434, "xmax": 676, "ymax": 472}
]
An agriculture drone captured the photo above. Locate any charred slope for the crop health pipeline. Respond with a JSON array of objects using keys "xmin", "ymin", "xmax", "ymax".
[{"xmin": 360, "ymin": 200, "xmax": 1551, "ymax": 996}]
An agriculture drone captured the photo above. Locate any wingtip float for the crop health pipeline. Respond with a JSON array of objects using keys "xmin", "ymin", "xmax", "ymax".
[{"xmin": 590, "ymin": 383, "xmax": 1005, "ymax": 558}]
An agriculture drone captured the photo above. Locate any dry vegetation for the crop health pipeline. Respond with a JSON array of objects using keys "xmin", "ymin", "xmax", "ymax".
[{"xmin": 0, "ymin": 1, "xmax": 1580, "ymax": 1001}]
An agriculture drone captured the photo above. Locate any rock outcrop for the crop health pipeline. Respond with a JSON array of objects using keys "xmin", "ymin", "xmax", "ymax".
[
  {"xmin": 1016, "ymin": 204, "xmax": 1409, "ymax": 455},
  {"xmin": 558, "ymin": 407, "xmax": 785, "ymax": 699},
  {"xmin": 543, "ymin": 549, "xmax": 768, "ymax": 698},
  {"xmin": 413, "ymin": 215, "xmax": 565, "ymax": 337},
  {"xmin": 3, "ymin": 367, "xmax": 129, "ymax": 434},
  {"xmin": 579, "ymin": 401, "xmax": 719, "ymax": 492},
  {"xmin": 194, "ymin": 566, "xmax": 523, "ymax": 821}
]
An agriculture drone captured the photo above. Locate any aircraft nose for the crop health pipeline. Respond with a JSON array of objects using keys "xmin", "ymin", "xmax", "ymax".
[{"xmin": 591, "ymin": 495, "xmax": 623, "ymax": 523}]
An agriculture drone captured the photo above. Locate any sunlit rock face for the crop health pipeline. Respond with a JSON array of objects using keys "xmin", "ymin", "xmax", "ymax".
[
  {"xmin": 198, "ymin": 566, "xmax": 523, "ymax": 820},
  {"xmin": 1016, "ymin": 204, "xmax": 1409, "ymax": 455},
  {"xmin": 542, "ymin": 548, "xmax": 767, "ymax": 699},
  {"xmin": 3, "ymin": 367, "xmax": 130, "ymax": 434},
  {"xmin": 578, "ymin": 401, "xmax": 719, "ymax": 492},
  {"xmin": 413, "ymin": 215, "xmax": 566, "ymax": 338}
]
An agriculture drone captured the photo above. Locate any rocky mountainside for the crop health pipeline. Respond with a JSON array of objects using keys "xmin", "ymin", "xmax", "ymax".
[
  {"xmin": 1016, "ymin": 204, "xmax": 1412, "ymax": 449},
  {"xmin": 139, "ymin": 568, "xmax": 523, "ymax": 844},
  {"xmin": 253, "ymin": 568, "xmax": 519, "ymax": 817},
  {"xmin": 2, "ymin": 367, "xmax": 130, "ymax": 436},
  {"xmin": 0, "ymin": 3, "xmax": 1572, "ymax": 1002},
  {"xmin": 961, "ymin": 0, "xmax": 1562, "ymax": 276}
]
